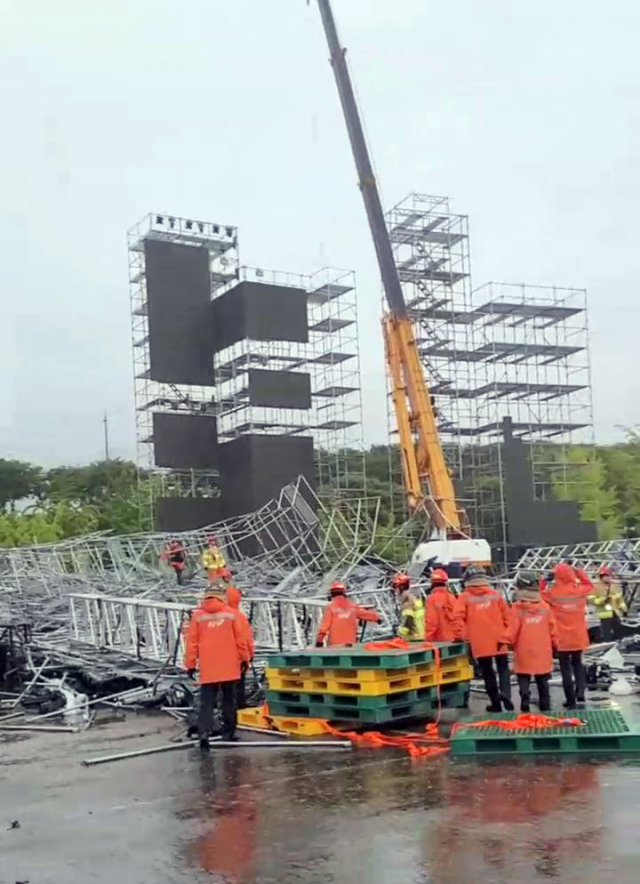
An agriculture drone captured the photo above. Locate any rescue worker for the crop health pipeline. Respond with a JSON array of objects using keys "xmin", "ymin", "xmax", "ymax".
[
  {"xmin": 590, "ymin": 565, "xmax": 627, "ymax": 641},
  {"xmin": 160, "ymin": 538, "xmax": 186, "ymax": 585},
  {"xmin": 425, "ymin": 568, "xmax": 458, "ymax": 642},
  {"xmin": 509, "ymin": 571, "xmax": 558, "ymax": 712},
  {"xmin": 226, "ymin": 583, "xmax": 255, "ymax": 709},
  {"xmin": 392, "ymin": 573, "xmax": 425, "ymax": 642},
  {"xmin": 455, "ymin": 565, "xmax": 513, "ymax": 711},
  {"xmin": 185, "ymin": 583, "xmax": 249, "ymax": 748},
  {"xmin": 316, "ymin": 582, "xmax": 381, "ymax": 647},
  {"xmin": 201, "ymin": 536, "xmax": 226, "ymax": 582},
  {"xmin": 543, "ymin": 562, "xmax": 592, "ymax": 709}
]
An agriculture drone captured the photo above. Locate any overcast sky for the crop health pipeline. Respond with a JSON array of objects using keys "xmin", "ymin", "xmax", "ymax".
[{"xmin": 1, "ymin": 0, "xmax": 638, "ymax": 467}]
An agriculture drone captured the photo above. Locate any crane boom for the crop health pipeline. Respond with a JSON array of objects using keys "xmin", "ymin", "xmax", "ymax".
[{"xmin": 316, "ymin": 0, "xmax": 463, "ymax": 534}]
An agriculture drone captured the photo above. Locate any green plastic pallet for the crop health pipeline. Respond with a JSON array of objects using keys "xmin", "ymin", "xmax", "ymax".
[
  {"xmin": 267, "ymin": 641, "xmax": 468, "ymax": 671},
  {"xmin": 265, "ymin": 678, "xmax": 467, "ymax": 710},
  {"xmin": 267, "ymin": 685, "xmax": 469, "ymax": 724},
  {"xmin": 450, "ymin": 709, "xmax": 640, "ymax": 756}
]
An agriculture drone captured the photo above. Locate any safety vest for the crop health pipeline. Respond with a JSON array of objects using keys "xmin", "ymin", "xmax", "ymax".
[
  {"xmin": 398, "ymin": 593, "xmax": 425, "ymax": 642},
  {"xmin": 590, "ymin": 581, "xmax": 627, "ymax": 620}
]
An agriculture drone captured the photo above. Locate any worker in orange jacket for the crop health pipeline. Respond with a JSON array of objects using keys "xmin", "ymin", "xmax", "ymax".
[
  {"xmin": 226, "ymin": 584, "xmax": 255, "ymax": 709},
  {"xmin": 509, "ymin": 571, "xmax": 558, "ymax": 712},
  {"xmin": 542, "ymin": 562, "xmax": 592, "ymax": 708},
  {"xmin": 185, "ymin": 583, "xmax": 249, "ymax": 747},
  {"xmin": 455, "ymin": 565, "xmax": 513, "ymax": 712},
  {"xmin": 425, "ymin": 568, "xmax": 458, "ymax": 642},
  {"xmin": 316, "ymin": 581, "xmax": 381, "ymax": 647}
]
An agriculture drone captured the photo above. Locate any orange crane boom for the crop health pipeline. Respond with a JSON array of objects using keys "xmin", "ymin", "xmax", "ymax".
[{"xmin": 315, "ymin": 0, "xmax": 464, "ymax": 535}]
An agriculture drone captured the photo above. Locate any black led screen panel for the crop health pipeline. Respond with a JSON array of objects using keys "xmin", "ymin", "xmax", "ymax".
[
  {"xmin": 212, "ymin": 281, "xmax": 308, "ymax": 353},
  {"xmin": 155, "ymin": 497, "xmax": 221, "ymax": 532},
  {"xmin": 152, "ymin": 413, "xmax": 218, "ymax": 470},
  {"xmin": 219, "ymin": 434, "xmax": 315, "ymax": 519},
  {"xmin": 248, "ymin": 369, "xmax": 311, "ymax": 410},
  {"xmin": 502, "ymin": 436, "xmax": 597, "ymax": 546},
  {"xmin": 145, "ymin": 238, "xmax": 214, "ymax": 385}
]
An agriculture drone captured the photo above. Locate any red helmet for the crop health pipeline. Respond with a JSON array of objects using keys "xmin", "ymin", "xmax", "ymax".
[
  {"xmin": 599, "ymin": 565, "xmax": 612, "ymax": 576},
  {"xmin": 392, "ymin": 573, "xmax": 411, "ymax": 590},
  {"xmin": 330, "ymin": 581, "xmax": 347, "ymax": 595},
  {"xmin": 431, "ymin": 568, "xmax": 449, "ymax": 585}
]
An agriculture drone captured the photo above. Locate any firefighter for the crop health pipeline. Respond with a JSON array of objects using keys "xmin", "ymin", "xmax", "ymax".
[
  {"xmin": 590, "ymin": 565, "xmax": 627, "ymax": 641},
  {"xmin": 185, "ymin": 583, "xmax": 249, "ymax": 748},
  {"xmin": 509, "ymin": 571, "xmax": 558, "ymax": 712},
  {"xmin": 201, "ymin": 535, "xmax": 226, "ymax": 582},
  {"xmin": 543, "ymin": 563, "xmax": 592, "ymax": 709},
  {"xmin": 455, "ymin": 565, "xmax": 513, "ymax": 712},
  {"xmin": 392, "ymin": 573, "xmax": 425, "ymax": 642},
  {"xmin": 160, "ymin": 538, "xmax": 187, "ymax": 585},
  {"xmin": 226, "ymin": 583, "xmax": 255, "ymax": 709},
  {"xmin": 424, "ymin": 568, "xmax": 458, "ymax": 642},
  {"xmin": 316, "ymin": 582, "xmax": 381, "ymax": 647}
]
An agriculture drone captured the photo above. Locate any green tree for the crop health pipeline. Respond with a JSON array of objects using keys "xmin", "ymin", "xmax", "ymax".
[{"xmin": 0, "ymin": 459, "xmax": 44, "ymax": 511}]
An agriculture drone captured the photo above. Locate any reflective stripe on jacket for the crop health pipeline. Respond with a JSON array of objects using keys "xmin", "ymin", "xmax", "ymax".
[
  {"xmin": 589, "ymin": 580, "xmax": 627, "ymax": 620},
  {"xmin": 398, "ymin": 592, "xmax": 425, "ymax": 642},
  {"xmin": 542, "ymin": 563, "xmax": 591, "ymax": 652},
  {"xmin": 317, "ymin": 596, "xmax": 380, "ymax": 646},
  {"xmin": 509, "ymin": 599, "xmax": 558, "ymax": 675},
  {"xmin": 185, "ymin": 597, "xmax": 249, "ymax": 683},
  {"xmin": 454, "ymin": 584, "xmax": 510, "ymax": 658},
  {"xmin": 425, "ymin": 586, "xmax": 458, "ymax": 642}
]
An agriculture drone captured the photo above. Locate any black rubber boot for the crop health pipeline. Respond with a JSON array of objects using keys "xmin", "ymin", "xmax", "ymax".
[
  {"xmin": 486, "ymin": 700, "xmax": 502, "ymax": 713},
  {"xmin": 199, "ymin": 737, "xmax": 210, "ymax": 750},
  {"xmin": 502, "ymin": 696, "xmax": 515, "ymax": 712},
  {"xmin": 520, "ymin": 701, "xmax": 530, "ymax": 713}
]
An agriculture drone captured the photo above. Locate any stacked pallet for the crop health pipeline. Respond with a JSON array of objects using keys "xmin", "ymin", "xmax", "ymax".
[{"xmin": 262, "ymin": 641, "xmax": 472, "ymax": 730}]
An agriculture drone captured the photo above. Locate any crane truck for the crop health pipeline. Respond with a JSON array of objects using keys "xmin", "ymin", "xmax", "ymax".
[{"xmin": 315, "ymin": 0, "xmax": 491, "ymax": 567}]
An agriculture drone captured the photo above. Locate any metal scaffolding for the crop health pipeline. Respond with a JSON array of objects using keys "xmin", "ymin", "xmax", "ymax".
[
  {"xmin": 128, "ymin": 213, "xmax": 239, "ymax": 517},
  {"xmin": 215, "ymin": 265, "xmax": 365, "ymax": 495},
  {"xmin": 385, "ymin": 193, "xmax": 595, "ymax": 548}
]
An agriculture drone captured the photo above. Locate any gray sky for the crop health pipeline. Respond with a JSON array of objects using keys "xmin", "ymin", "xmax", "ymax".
[{"xmin": 1, "ymin": 0, "xmax": 638, "ymax": 467}]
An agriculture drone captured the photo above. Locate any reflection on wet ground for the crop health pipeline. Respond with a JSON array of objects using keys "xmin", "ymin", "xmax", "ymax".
[{"xmin": 1, "ymin": 698, "xmax": 639, "ymax": 883}]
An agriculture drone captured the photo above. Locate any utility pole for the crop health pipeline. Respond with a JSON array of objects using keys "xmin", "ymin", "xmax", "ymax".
[{"xmin": 103, "ymin": 413, "xmax": 110, "ymax": 461}]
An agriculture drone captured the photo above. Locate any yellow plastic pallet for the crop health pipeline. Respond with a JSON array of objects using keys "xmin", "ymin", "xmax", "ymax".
[
  {"xmin": 269, "ymin": 715, "xmax": 333, "ymax": 736},
  {"xmin": 266, "ymin": 661, "xmax": 472, "ymax": 697},
  {"xmin": 238, "ymin": 705, "xmax": 334, "ymax": 736},
  {"xmin": 267, "ymin": 654, "xmax": 470, "ymax": 685}
]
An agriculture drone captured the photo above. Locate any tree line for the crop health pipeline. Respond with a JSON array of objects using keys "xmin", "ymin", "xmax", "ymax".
[{"xmin": 1, "ymin": 429, "xmax": 639, "ymax": 547}]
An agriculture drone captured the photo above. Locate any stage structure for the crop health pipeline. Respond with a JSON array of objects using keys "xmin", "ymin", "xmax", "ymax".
[
  {"xmin": 386, "ymin": 193, "xmax": 596, "ymax": 561},
  {"xmin": 129, "ymin": 213, "xmax": 365, "ymax": 531}
]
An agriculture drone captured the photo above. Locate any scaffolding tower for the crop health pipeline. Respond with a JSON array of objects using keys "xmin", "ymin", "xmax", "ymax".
[
  {"xmin": 385, "ymin": 194, "xmax": 595, "ymax": 551},
  {"xmin": 128, "ymin": 212, "xmax": 239, "ymax": 511},
  {"xmin": 214, "ymin": 265, "xmax": 365, "ymax": 496}
]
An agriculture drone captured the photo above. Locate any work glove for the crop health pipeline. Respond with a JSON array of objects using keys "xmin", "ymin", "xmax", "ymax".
[
  {"xmin": 187, "ymin": 668, "xmax": 197, "ymax": 680},
  {"xmin": 315, "ymin": 641, "xmax": 324, "ymax": 648},
  {"xmin": 240, "ymin": 662, "xmax": 248, "ymax": 676}
]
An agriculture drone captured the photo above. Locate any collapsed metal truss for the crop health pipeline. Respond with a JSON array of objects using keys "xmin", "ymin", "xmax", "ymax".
[
  {"xmin": 517, "ymin": 537, "xmax": 640, "ymax": 581},
  {"xmin": 0, "ymin": 479, "xmax": 407, "ymax": 674}
]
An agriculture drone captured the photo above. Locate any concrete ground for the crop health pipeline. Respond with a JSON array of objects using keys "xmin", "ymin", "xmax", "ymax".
[{"xmin": 1, "ymin": 694, "xmax": 640, "ymax": 884}]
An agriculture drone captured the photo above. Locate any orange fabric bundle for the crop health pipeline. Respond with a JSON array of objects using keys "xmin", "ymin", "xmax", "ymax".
[
  {"xmin": 453, "ymin": 713, "xmax": 584, "ymax": 733},
  {"xmin": 327, "ymin": 721, "xmax": 449, "ymax": 758}
]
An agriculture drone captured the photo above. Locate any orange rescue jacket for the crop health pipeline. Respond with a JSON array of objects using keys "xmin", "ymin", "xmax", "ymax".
[
  {"xmin": 226, "ymin": 585, "xmax": 255, "ymax": 661},
  {"xmin": 542, "ymin": 564, "xmax": 591, "ymax": 652},
  {"xmin": 454, "ymin": 584, "xmax": 510, "ymax": 658},
  {"xmin": 509, "ymin": 599, "xmax": 558, "ymax": 675},
  {"xmin": 316, "ymin": 595, "xmax": 380, "ymax": 647},
  {"xmin": 425, "ymin": 585, "xmax": 458, "ymax": 642},
  {"xmin": 185, "ymin": 597, "xmax": 249, "ymax": 684}
]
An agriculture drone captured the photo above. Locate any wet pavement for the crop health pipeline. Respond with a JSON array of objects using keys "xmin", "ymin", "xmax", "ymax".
[{"xmin": 1, "ymin": 696, "xmax": 640, "ymax": 884}]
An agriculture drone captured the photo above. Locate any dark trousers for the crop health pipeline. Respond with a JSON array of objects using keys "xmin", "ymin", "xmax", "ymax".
[
  {"xmin": 237, "ymin": 671, "xmax": 247, "ymax": 710},
  {"xmin": 599, "ymin": 616, "xmax": 624, "ymax": 642},
  {"xmin": 173, "ymin": 566, "xmax": 184, "ymax": 586},
  {"xmin": 558, "ymin": 650, "xmax": 585, "ymax": 707},
  {"xmin": 517, "ymin": 674, "xmax": 551, "ymax": 712},
  {"xmin": 199, "ymin": 681, "xmax": 238, "ymax": 738},
  {"xmin": 477, "ymin": 655, "xmax": 512, "ymax": 705}
]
